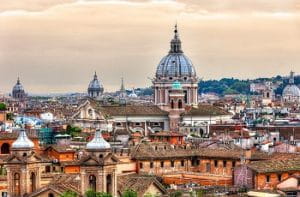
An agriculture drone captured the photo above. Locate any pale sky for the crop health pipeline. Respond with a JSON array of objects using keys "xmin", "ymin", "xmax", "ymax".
[{"xmin": 0, "ymin": 0, "xmax": 300, "ymax": 94}]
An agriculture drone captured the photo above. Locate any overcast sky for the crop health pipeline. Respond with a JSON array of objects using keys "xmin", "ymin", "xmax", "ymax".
[{"xmin": 0, "ymin": 0, "xmax": 299, "ymax": 94}]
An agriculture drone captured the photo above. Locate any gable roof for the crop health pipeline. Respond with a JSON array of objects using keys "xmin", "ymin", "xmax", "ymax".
[
  {"xmin": 25, "ymin": 174, "xmax": 81, "ymax": 197},
  {"xmin": 118, "ymin": 174, "xmax": 167, "ymax": 196},
  {"xmin": 247, "ymin": 159, "xmax": 300, "ymax": 173},
  {"xmin": 131, "ymin": 142, "xmax": 269, "ymax": 160},
  {"xmin": 184, "ymin": 104, "xmax": 231, "ymax": 116}
]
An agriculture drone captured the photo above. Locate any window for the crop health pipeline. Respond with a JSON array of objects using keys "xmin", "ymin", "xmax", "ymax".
[
  {"xmin": 178, "ymin": 100, "xmax": 183, "ymax": 109},
  {"xmin": 99, "ymin": 154, "xmax": 103, "ymax": 158},
  {"xmin": 139, "ymin": 162, "xmax": 143, "ymax": 169},
  {"xmin": 150, "ymin": 162, "xmax": 153, "ymax": 168},
  {"xmin": 153, "ymin": 122, "xmax": 160, "ymax": 126},
  {"xmin": 277, "ymin": 174, "xmax": 282, "ymax": 181},
  {"xmin": 1, "ymin": 143, "xmax": 10, "ymax": 154},
  {"xmin": 134, "ymin": 122, "xmax": 141, "ymax": 126},
  {"xmin": 206, "ymin": 163, "xmax": 211, "ymax": 173},
  {"xmin": 214, "ymin": 160, "xmax": 218, "ymax": 167},
  {"xmin": 171, "ymin": 161, "xmax": 175, "ymax": 167},
  {"xmin": 160, "ymin": 161, "xmax": 164, "ymax": 168},
  {"xmin": 45, "ymin": 166, "xmax": 51, "ymax": 173},
  {"xmin": 223, "ymin": 161, "xmax": 227, "ymax": 168},
  {"xmin": 30, "ymin": 172, "xmax": 36, "ymax": 193},
  {"xmin": 266, "ymin": 175, "xmax": 270, "ymax": 183},
  {"xmin": 181, "ymin": 160, "xmax": 185, "ymax": 167},
  {"xmin": 48, "ymin": 193, "xmax": 54, "ymax": 197},
  {"xmin": 171, "ymin": 100, "xmax": 174, "ymax": 109},
  {"xmin": 89, "ymin": 175, "xmax": 97, "ymax": 191},
  {"xmin": 116, "ymin": 122, "xmax": 122, "ymax": 126},
  {"xmin": 232, "ymin": 161, "xmax": 236, "ymax": 168}
]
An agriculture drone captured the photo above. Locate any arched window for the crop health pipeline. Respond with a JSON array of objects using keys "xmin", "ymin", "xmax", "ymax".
[
  {"xmin": 106, "ymin": 174, "xmax": 112, "ymax": 194},
  {"xmin": 30, "ymin": 172, "xmax": 36, "ymax": 192},
  {"xmin": 13, "ymin": 173, "xmax": 21, "ymax": 196},
  {"xmin": 171, "ymin": 100, "xmax": 174, "ymax": 109},
  {"xmin": 89, "ymin": 175, "xmax": 96, "ymax": 191},
  {"xmin": 48, "ymin": 193, "xmax": 54, "ymax": 197},
  {"xmin": 1, "ymin": 143, "xmax": 10, "ymax": 154},
  {"xmin": 178, "ymin": 100, "xmax": 183, "ymax": 109}
]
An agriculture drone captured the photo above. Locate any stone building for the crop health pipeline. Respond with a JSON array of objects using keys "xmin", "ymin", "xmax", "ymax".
[
  {"xmin": 79, "ymin": 129, "xmax": 118, "ymax": 196},
  {"xmin": 131, "ymin": 142, "xmax": 269, "ymax": 186}
]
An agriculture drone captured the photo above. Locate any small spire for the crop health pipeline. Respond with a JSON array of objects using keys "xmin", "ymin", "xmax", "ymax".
[
  {"xmin": 120, "ymin": 77, "xmax": 125, "ymax": 91},
  {"xmin": 289, "ymin": 70, "xmax": 295, "ymax": 84},
  {"xmin": 17, "ymin": 77, "xmax": 20, "ymax": 84},
  {"xmin": 93, "ymin": 71, "xmax": 98, "ymax": 80}
]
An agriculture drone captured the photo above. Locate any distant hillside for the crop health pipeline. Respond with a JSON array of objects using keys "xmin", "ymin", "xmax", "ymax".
[{"xmin": 198, "ymin": 75, "xmax": 300, "ymax": 96}]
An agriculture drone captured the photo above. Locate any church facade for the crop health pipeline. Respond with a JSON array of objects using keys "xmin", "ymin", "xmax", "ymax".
[{"xmin": 152, "ymin": 25, "xmax": 198, "ymax": 111}]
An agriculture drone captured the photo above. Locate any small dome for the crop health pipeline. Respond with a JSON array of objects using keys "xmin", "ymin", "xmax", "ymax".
[
  {"xmin": 128, "ymin": 88, "xmax": 138, "ymax": 98},
  {"xmin": 12, "ymin": 78, "xmax": 26, "ymax": 99},
  {"xmin": 86, "ymin": 129, "xmax": 111, "ymax": 150},
  {"xmin": 12, "ymin": 129, "xmax": 34, "ymax": 149},
  {"xmin": 155, "ymin": 25, "xmax": 196, "ymax": 79},
  {"xmin": 88, "ymin": 72, "xmax": 103, "ymax": 91}
]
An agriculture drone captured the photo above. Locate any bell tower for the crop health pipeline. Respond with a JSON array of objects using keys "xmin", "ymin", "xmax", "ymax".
[
  {"xmin": 5, "ymin": 129, "xmax": 45, "ymax": 197},
  {"xmin": 168, "ymin": 81, "xmax": 185, "ymax": 131},
  {"xmin": 80, "ymin": 129, "xmax": 118, "ymax": 196}
]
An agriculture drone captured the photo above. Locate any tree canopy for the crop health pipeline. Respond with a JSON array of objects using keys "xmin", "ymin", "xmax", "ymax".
[
  {"xmin": 122, "ymin": 189, "xmax": 137, "ymax": 197},
  {"xmin": 0, "ymin": 103, "xmax": 6, "ymax": 111},
  {"xmin": 60, "ymin": 190, "xmax": 78, "ymax": 197}
]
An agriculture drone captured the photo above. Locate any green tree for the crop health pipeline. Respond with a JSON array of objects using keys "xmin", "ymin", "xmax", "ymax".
[
  {"xmin": 0, "ymin": 103, "xmax": 6, "ymax": 111},
  {"xmin": 122, "ymin": 189, "xmax": 137, "ymax": 197},
  {"xmin": 85, "ymin": 189, "xmax": 112, "ymax": 197},
  {"xmin": 66, "ymin": 124, "xmax": 82, "ymax": 137},
  {"xmin": 6, "ymin": 113, "xmax": 14, "ymax": 120},
  {"xmin": 170, "ymin": 191, "xmax": 182, "ymax": 197},
  {"xmin": 60, "ymin": 190, "xmax": 78, "ymax": 197}
]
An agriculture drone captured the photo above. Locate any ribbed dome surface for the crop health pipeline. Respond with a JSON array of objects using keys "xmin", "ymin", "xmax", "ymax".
[
  {"xmin": 88, "ymin": 72, "xmax": 103, "ymax": 91},
  {"xmin": 283, "ymin": 84, "xmax": 300, "ymax": 97},
  {"xmin": 12, "ymin": 78, "xmax": 24, "ymax": 92},
  {"xmin": 156, "ymin": 53, "xmax": 196, "ymax": 78},
  {"xmin": 155, "ymin": 25, "xmax": 196, "ymax": 78}
]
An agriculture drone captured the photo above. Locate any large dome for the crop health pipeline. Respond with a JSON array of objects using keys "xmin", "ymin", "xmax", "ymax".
[
  {"xmin": 283, "ymin": 84, "xmax": 300, "ymax": 97},
  {"xmin": 155, "ymin": 25, "xmax": 196, "ymax": 78}
]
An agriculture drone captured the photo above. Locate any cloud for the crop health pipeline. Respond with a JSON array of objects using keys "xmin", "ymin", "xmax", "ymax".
[{"xmin": 0, "ymin": 0, "xmax": 299, "ymax": 93}]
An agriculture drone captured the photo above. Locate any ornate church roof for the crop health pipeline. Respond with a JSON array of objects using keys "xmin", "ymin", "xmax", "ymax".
[
  {"xmin": 155, "ymin": 25, "xmax": 196, "ymax": 79},
  {"xmin": 283, "ymin": 71, "xmax": 300, "ymax": 97},
  {"xmin": 12, "ymin": 77, "xmax": 25, "ymax": 93},
  {"xmin": 12, "ymin": 128, "xmax": 35, "ymax": 149},
  {"xmin": 86, "ymin": 129, "xmax": 111, "ymax": 150},
  {"xmin": 88, "ymin": 72, "xmax": 103, "ymax": 92}
]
